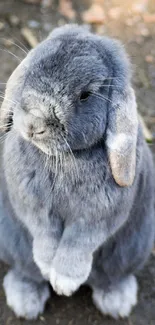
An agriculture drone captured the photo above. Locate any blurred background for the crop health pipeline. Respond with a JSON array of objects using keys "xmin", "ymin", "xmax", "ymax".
[{"xmin": 0, "ymin": 1, "xmax": 155, "ymax": 324}]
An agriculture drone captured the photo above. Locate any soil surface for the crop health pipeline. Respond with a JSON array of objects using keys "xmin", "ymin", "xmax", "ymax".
[{"xmin": 0, "ymin": 0, "xmax": 155, "ymax": 324}]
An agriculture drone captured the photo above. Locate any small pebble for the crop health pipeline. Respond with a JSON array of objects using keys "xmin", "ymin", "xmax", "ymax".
[
  {"xmin": 23, "ymin": 0, "xmax": 41, "ymax": 3},
  {"xmin": 0, "ymin": 22, "xmax": 5, "ymax": 31},
  {"xmin": 95, "ymin": 24, "xmax": 105, "ymax": 35},
  {"xmin": 143, "ymin": 13, "xmax": 155, "ymax": 23},
  {"xmin": 57, "ymin": 19, "xmax": 66, "ymax": 27},
  {"xmin": 68, "ymin": 320, "xmax": 73, "ymax": 325},
  {"xmin": 27, "ymin": 20, "xmax": 40, "ymax": 29},
  {"xmin": 135, "ymin": 24, "xmax": 150, "ymax": 37},
  {"xmin": 131, "ymin": 1, "xmax": 148, "ymax": 14},
  {"xmin": 42, "ymin": 0, "xmax": 52, "ymax": 7},
  {"xmin": 140, "ymin": 27, "xmax": 150, "ymax": 37},
  {"xmin": 125, "ymin": 16, "xmax": 141, "ymax": 27},
  {"xmin": 8, "ymin": 15, "xmax": 20, "ymax": 27},
  {"xmin": 145, "ymin": 55, "xmax": 154, "ymax": 63},
  {"xmin": 43, "ymin": 22, "xmax": 53, "ymax": 32},
  {"xmin": 108, "ymin": 7, "xmax": 122, "ymax": 20},
  {"xmin": 3, "ymin": 38, "xmax": 14, "ymax": 48},
  {"xmin": 82, "ymin": 4, "xmax": 105, "ymax": 24},
  {"xmin": 135, "ymin": 36, "xmax": 143, "ymax": 44}
]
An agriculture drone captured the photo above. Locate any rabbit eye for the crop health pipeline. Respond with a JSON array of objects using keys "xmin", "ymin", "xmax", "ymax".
[{"xmin": 80, "ymin": 91, "xmax": 91, "ymax": 102}]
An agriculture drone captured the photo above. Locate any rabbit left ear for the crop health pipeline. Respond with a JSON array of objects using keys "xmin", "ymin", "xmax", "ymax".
[
  {"xmin": 0, "ymin": 63, "xmax": 25, "ymax": 132},
  {"xmin": 106, "ymin": 86, "xmax": 138, "ymax": 187},
  {"xmin": 0, "ymin": 50, "xmax": 34, "ymax": 133}
]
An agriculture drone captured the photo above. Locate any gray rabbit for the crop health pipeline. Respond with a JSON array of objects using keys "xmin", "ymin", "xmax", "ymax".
[{"xmin": 0, "ymin": 24, "xmax": 154, "ymax": 320}]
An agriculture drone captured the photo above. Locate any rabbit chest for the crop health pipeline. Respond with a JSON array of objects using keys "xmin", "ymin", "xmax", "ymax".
[{"xmin": 3, "ymin": 131, "xmax": 113, "ymax": 226}]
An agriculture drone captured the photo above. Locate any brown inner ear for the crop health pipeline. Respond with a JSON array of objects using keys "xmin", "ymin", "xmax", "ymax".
[
  {"xmin": 106, "ymin": 87, "xmax": 138, "ymax": 187},
  {"xmin": 109, "ymin": 148, "xmax": 136, "ymax": 187}
]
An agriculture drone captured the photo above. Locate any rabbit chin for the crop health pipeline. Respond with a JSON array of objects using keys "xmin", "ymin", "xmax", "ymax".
[
  {"xmin": 32, "ymin": 139, "xmax": 66, "ymax": 157},
  {"xmin": 32, "ymin": 141, "xmax": 51, "ymax": 156}
]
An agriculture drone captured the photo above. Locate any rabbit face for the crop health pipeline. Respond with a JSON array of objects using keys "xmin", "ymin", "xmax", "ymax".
[
  {"xmin": 1, "ymin": 25, "xmax": 138, "ymax": 186},
  {"xmin": 12, "ymin": 37, "xmax": 110, "ymax": 156}
]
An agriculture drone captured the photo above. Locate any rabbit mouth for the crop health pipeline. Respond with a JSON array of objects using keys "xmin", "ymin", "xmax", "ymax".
[{"xmin": 30, "ymin": 135, "xmax": 68, "ymax": 157}]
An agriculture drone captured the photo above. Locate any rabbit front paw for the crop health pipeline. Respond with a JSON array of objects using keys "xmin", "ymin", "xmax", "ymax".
[
  {"xmin": 33, "ymin": 257, "xmax": 51, "ymax": 280},
  {"xmin": 33, "ymin": 237, "xmax": 59, "ymax": 281},
  {"xmin": 50, "ymin": 268, "xmax": 87, "ymax": 296}
]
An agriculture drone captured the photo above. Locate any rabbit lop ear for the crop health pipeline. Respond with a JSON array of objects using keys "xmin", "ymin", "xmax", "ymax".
[
  {"xmin": 106, "ymin": 86, "xmax": 138, "ymax": 187},
  {"xmin": 0, "ymin": 50, "xmax": 34, "ymax": 132}
]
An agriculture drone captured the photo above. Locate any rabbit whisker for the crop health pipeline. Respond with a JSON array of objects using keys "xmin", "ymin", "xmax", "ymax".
[
  {"xmin": 0, "ymin": 124, "xmax": 12, "ymax": 129},
  {"xmin": 59, "ymin": 151, "xmax": 63, "ymax": 176},
  {"xmin": 0, "ymin": 38, "xmax": 28, "ymax": 55},
  {"xmin": 0, "ymin": 108, "xmax": 13, "ymax": 114},
  {"xmin": 51, "ymin": 150, "xmax": 58, "ymax": 190},
  {"xmin": 0, "ymin": 95, "xmax": 19, "ymax": 105},
  {"xmin": 0, "ymin": 49, "xmax": 22, "ymax": 62},
  {"xmin": 7, "ymin": 32, "xmax": 29, "ymax": 52},
  {"xmin": 63, "ymin": 137, "xmax": 79, "ymax": 182},
  {"xmin": 102, "ymin": 85, "xmax": 122, "ymax": 88},
  {"xmin": 105, "ymin": 77, "xmax": 122, "ymax": 80},
  {"xmin": 90, "ymin": 92, "xmax": 113, "ymax": 103},
  {"xmin": 0, "ymin": 132, "xmax": 8, "ymax": 139},
  {"xmin": 0, "ymin": 131, "xmax": 12, "ymax": 145}
]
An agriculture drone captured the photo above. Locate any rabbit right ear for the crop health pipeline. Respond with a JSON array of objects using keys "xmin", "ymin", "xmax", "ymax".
[
  {"xmin": 106, "ymin": 86, "xmax": 138, "ymax": 187},
  {"xmin": 0, "ymin": 50, "xmax": 34, "ymax": 132}
]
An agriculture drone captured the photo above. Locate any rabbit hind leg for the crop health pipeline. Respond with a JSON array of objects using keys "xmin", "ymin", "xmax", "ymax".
[
  {"xmin": 3, "ymin": 269, "xmax": 50, "ymax": 320},
  {"xmin": 92, "ymin": 275, "xmax": 138, "ymax": 319}
]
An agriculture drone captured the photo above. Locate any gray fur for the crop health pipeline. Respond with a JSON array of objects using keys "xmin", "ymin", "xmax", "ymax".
[{"xmin": 0, "ymin": 25, "xmax": 154, "ymax": 319}]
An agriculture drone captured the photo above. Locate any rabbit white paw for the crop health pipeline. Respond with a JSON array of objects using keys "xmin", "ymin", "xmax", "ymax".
[
  {"xmin": 50, "ymin": 268, "xmax": 84, "ymax": 296},
  {"xmin": 92, "ymin": 275, "xmax": 138, "ymax": 319},
  {"xmin": 33, "ymin": 237, "xmax": 57, "ymax": 281},
  {"xmin": 3, "ymin": 270, "xmax": 50, "ymax": 320},
  {"xmin": 33, "ymin": 257, "xmax": 50, "ymax": 281}
]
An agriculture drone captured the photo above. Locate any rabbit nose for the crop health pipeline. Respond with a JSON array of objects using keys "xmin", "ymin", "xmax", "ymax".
[
  {"xmin": 27, "ymin": 124, "xmax": 46, "ymax": 138},
  {"xmin": 27, "ymin": 124, "xmax": 34, "ymax": 138}
]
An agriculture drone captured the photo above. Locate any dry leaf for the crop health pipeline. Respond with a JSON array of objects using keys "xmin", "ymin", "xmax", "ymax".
[
  {"xmin": 59, "ymin": 0, "xmax": 76, "ymax": 20},
  {"xmin": 42, "ymin": 0, "xmax": 52, "ymax": 7},
  {"xmin": 91, "ymin": 0, "xmax": 104, "ymax": 4},
  {"xmin": 0, "ymin": 22, "xmax": 5, "ymax": 31},
  {"xmin": 140, "ymin": 27, "xmax": 149, "ymax": 37},
  {"xmin": 143, "ymin": 13, "xmax": 155, "ymax": 23},
  {"xmin": 3, "ymin": 38, "xmax": 14, "ymax": 48},
  {"xmin": 23, "ymin": 0, "xmax": 41, "ymax": 3},
  {"xmin": 82, "ymin": 4, "xmax": 105, "ymax": 24},
  {"xmin": 8, "ymin": 15, "xmax": 20, "ymax": 27},
  {"xmin": 108, "ymin": 7, "xmax": 122, "ymax": 20},
  {"xmin": 21, "ymin": 27, "xmax": 38, "ymax": 48},
  {"xmin": 131, "ymin": 0, "xmax": 148, "ymax": 13},
  {"xmin": 95, "ymin": 24, "xmax": 105, "ymax": 35},
  {"xmin": 145, "ymin": 55, "xmax": 154, "ymax": 63},
  {"xmin": 139, "ymin": 114, "xmax": 153, "ymax": 142},
  {"xmin": 135, "ymin": 24, "xmax": 150, "ymax": 37}
]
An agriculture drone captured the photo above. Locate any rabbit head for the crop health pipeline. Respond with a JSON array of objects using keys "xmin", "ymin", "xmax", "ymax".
[{"xmin": 0, "ymin": 25, "xmax": 138, "ymax": 187}]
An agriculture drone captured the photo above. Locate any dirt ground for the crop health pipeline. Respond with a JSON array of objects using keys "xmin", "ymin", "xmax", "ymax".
[{"xmin": 0, "ymin": 0, "xmax": 155, "ymax": 324}]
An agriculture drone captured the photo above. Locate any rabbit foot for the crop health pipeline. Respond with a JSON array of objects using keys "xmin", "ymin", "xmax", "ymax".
[
  {"xmin": 92, "ymin": 275, "xmax": 138, "ymax": 319},
  {"xmin": 3, "ymin": 270, "xmax": 50, "ymax": 320},
  {"xmin": 50, "ymin": 268, "xmax": 83, "ymax": 296}
]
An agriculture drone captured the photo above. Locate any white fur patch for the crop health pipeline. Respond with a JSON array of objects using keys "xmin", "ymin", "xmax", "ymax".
[
  {"xmin": 50, "ymin": 268, "xmax": 81, "ymax": 296},
  {"xmin": 92, "ymin": 275, "xmax": 138, "ymax": 319},
  {"xmin": 3, "ymin": 270, "xmax": 50, "ymax": 320},
  {"xmin": 106, "ymin": 132, "xmax": 133, "ymax": 152},
  {"xmin": 33, "ymin": 256, "xmax": 51, "ymax": 281}
]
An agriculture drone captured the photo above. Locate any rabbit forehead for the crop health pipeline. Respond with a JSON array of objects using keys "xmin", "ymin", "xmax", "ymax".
[{"xmin": 24, "ymin": 37, "xmax": 110, "ymax": 94}]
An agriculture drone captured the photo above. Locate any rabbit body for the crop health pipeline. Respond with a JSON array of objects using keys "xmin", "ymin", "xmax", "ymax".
[{"xmin": 0, "ymin": 25, "xmax": 155, "ymax": 319}]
